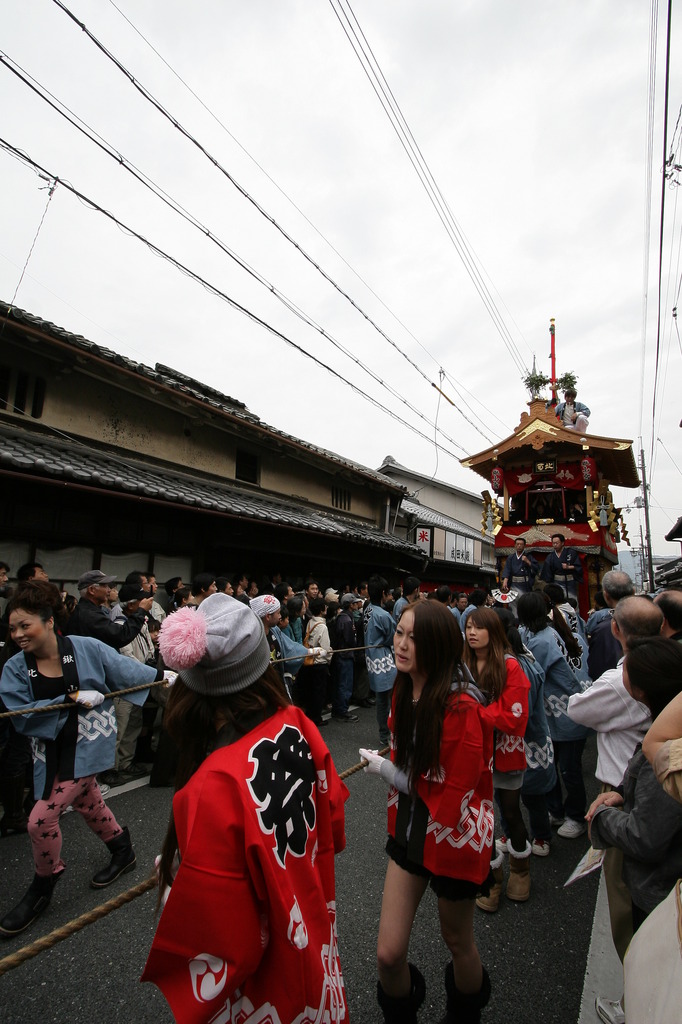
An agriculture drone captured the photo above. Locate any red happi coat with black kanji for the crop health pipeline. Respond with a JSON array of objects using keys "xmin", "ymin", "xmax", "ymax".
[
  {"xmin": 142, "ymin": 706, "xmax": 349, "ymax": 1024},
  {"xmin": 386, "ymin": 692, "xmax": 495, "ymax": 884},
  {"xmin": 479, "ymin": 656, "xmax": 531, "ymax": 773}
]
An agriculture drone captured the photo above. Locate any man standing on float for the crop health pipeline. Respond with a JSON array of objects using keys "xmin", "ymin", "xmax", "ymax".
[
  {"xmin": 501, "ymin": 538, "xmax": 539, "ymax": 595},
  {"xmin": 540, "ymin": 533, "xmax": 583, "ymax": 602}
]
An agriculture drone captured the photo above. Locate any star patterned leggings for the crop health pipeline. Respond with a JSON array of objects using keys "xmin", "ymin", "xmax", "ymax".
[{"xmin": 27, "ymin": 775, "xmax": 123, "ymax": 878}]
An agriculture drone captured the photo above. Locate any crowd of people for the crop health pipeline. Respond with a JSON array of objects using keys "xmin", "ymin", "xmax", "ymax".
[{"xmin": 1, "ymin": 554, "xmax": 681, "ymax": 1023}]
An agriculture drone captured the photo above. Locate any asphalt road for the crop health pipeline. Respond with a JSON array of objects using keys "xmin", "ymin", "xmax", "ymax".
[{"xmin": 0, "ymin": 709, "xmax": 602, "ymax": 1024}]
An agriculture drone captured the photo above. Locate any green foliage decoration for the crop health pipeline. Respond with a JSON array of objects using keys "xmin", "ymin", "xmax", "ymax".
[{"xmin": 523, "ymin": 370, "xmax": 578, "ymax": 399}]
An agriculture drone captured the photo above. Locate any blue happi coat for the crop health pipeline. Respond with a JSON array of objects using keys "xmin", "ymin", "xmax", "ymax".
[
  {"xmin": 363, "ymin": 603, "xmax": 396, "ymax": 693},
  {"xmin": 517, "ymin": 650, "xmax": 556, "ymax": 795},
  {"xmin": 0, "ymin": 635, "xmax": 157, "ymax": 797},
  {"xmin": 519, "ymin": 626, "xmax": 589, "ymax": 743}
]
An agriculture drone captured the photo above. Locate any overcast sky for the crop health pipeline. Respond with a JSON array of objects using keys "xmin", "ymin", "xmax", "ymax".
[{"xmin": 2, "ymin": 1, "xmax": 681, "ymax": 564}]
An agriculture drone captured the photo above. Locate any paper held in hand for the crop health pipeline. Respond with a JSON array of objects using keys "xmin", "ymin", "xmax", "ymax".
[{"xmin": 564, "ymin": 846, "xmax": 605, "ymax": 887}]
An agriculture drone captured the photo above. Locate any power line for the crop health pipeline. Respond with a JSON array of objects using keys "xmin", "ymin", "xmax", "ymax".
[
  {"xmin": 0, "ymin": 247, "xmax": 154, "ymax": 363},
  {"xmin": 9, "ymin": 179, "xmax": 56, "ymax": 305},
  {"xmin": 329, "ymin": 0, "xmax": 522, "ymax": 370},
  {"xmin": 638, "ymin": 0, "xmax": 659, "ymax": 441},
  {"xmin": 48, "ymin": 0, "xmax": 491, "ymax": 445},
  {"xmin": 0, "ymin": 53, "xmax": 480, "ymax": 453},
  {"xmin": 650, "ymin": 0, "xmax": 673, "ymax": 468},
  {"xmin": 648, "ymin": 494, "xmax": 676, "ymax": 525},
  {"xmin": 104, "ymin": 0, "xmax": 510, "ymax": 437},
  {"xmin": 0, "ymin": 137, "xmax": 470, "ymax": 461},
  {"xmin": 651, "ymin": 186, "xmax": 682, "ymax": 487},
  {"xmin": 0, "ymin": 173, "xmax": 57, "ymax": 347},
  {"xmin": 328, "ymin": 0, "xmax": 530, "ymax": 377},
  {"xmin": 656, "ymin": 436, "xmax": 682, "ymax": 478}
]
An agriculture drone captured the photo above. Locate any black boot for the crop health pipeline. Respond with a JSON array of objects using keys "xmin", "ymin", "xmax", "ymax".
[
  {"xmin": 90, "ymin": 826, "xmax": 136, "ymax": 888},
  {"xmin": 0, "ymin": 773, "xmax": 28, "ymax": 837},
  {"xmin": 439, "ymin": 961, "xmax": 491, "ymax": 1024},
  {"xmin": 377, "ymin": 963, "xmax": 426, "ymax": 1024},
  {"xmin": 0, "ymin": 872, "xmax": 60, "ymax": 937}
]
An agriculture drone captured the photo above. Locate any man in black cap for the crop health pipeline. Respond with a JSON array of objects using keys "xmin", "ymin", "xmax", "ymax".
[
  {"xmin": 65, "ymin": 570, "xmax": 153, "ymax": 649},
  {"xmin": 330, "ymin": 593, "xmax": 360, "ymax": 722},
  {"xmin": 101, "ymin": 583, "xmax": 159, "ymax": 785}
]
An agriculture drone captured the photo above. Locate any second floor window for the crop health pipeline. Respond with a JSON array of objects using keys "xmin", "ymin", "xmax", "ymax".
[
  {"xmin": 235, "ymin": 449, "xmax": 259, "ymax": 485},
  {"xmin": 332, "ymin": 486, "xmax": 351, "ymax": 511},
  {"xmin": 0, "ymin": 365, "xmax": 46, "ymax": 418}
]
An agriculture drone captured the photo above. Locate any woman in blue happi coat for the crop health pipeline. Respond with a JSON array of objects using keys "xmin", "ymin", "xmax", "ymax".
[
  {"xmin": 517, "ymin": 591, "xmax": 590, "ymax": 840},
  {"xmin": 0, "ymin": 581, "xmax": 166, "ymax": 938},
  {"xmin": 494, "ymin": 608, "xmax": 557, "ymax": 856}
]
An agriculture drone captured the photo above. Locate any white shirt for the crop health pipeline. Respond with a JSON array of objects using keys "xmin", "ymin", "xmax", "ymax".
[{"xmin": 567, "ymin": 659, "xmax": 651, "ymax": 786}]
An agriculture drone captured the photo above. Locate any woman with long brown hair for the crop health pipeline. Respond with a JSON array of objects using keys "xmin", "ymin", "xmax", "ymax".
[
  {"xmin": 463, "ymin": 607, "xmax": 530, "ymax": 910},
  {"xmin": 360, "ymin": 600, "xmax": 494, "ymax": 1024},
  {"xmin": 142, "ymin": 592, "xmax": 349, "ymax": 1024}
]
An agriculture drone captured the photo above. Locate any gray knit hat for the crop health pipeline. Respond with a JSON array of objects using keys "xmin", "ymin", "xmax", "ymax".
[{"xmin": 158, "ymin": 592, "xmax": 270, "ymax": 695}]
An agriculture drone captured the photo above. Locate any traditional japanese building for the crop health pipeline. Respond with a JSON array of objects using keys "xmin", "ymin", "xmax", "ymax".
[
  {"xmin": 461, "ymin": 398, "xmax": 639, "ymax": 615},
  {"xmin": 0, "ymin": 300, "xmax": 423, "ymax": 592},
  {"xmin": 654, "ymin": 515, "xmax": 682, "ymax": 589},
  {"xmin": 377, "ymin": 456, "xmax": 496, "ymax": 591}
]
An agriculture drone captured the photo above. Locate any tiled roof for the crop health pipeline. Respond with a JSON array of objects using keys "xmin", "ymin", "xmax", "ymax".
[
  {"xmin": 378, "ymin": 456, "xmax": 482, "ymax": 500},
  {"xmin": 654, "ymin": 556, "xmax": 682, "ymax": 586},
  {"xmin": 400, "ymin": 498, "xmax": 489, "ymax": 544},
  {"xmin": 665, "ymin": 516, "xmax": 682, "ymax": 542},
  {"xmin": 1, "ymin": 301, "xmax": 402, "ymax": 491},
  {"xmin": 0, "ymin": 423, "xmax": 419, "ymax": 555}
]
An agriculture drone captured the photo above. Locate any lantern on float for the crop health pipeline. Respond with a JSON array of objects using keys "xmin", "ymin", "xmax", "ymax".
[{"xmin": 491, "ymin": 466, "xmax": 503, "ymax": 493}]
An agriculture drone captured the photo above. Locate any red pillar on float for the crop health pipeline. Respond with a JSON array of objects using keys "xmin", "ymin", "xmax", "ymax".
[{"xmin": 549, "ymin": 318, "xmax": 557, "ymax": 406}]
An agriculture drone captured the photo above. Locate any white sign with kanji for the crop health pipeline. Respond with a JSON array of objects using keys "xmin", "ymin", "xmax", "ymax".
[{"xmin": 416, "ymin": 526, "xmax": 431, "ymax": 554}]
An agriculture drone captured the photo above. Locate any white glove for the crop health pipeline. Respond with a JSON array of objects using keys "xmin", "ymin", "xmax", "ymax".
[
  {"xmin": 359, "ymin": 748, "xmax": 401, "ymax": 790},
  {"xmin": 154, "ymin": 852, "xmax": 179, "ymax": 909},
  {"xmin": 74, "ymin": 689, "xmax": 105, "ymax": 708},
  {"xmin": 310, "ymin": 647, "xmax": 326, "ymax": 657},
  {"xmin": 163, "ymin": 670, "xmax": 177, "ymax": 686},
  {"xmin": 359, "ymin": 748, "xmax": 384, "ymax": 775}
]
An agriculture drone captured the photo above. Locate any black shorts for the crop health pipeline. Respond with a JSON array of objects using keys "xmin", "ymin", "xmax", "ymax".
[{"xmin": 386, "ymin": 836, "xmax": 490, "ymax": 902}]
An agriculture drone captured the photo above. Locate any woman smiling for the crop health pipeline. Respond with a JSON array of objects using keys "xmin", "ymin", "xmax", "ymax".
[{"xmin": 0, "ymin": 581, "xmax": 164, "ymax": 937}]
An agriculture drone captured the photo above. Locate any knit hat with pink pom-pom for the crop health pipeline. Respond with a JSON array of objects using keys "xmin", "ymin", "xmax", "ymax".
[{"xmin": 158, "ymin": 592, "xmax": 270, "ymax": 695}]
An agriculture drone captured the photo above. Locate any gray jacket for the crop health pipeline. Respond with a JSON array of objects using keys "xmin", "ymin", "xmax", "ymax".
[{"xmin": 591, "ymin": 746, "xmax": 682, "ymax": 914}]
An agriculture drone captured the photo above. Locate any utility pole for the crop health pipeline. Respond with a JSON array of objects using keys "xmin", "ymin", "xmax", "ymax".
[
  {"xmin": 638, "ymin": 526, "xmax": 646, "ymax": 591},
  {"xmin": 639, "ymin": 447, "xmax": 656, "ymax": 592}
]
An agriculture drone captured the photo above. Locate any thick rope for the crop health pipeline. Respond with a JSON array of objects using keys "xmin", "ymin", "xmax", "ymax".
[
  {"xmin": 0, "ymin": 644, "xmax": 386, "ymax": 717},
  {"xmin": 0, "ymin": 746, "xmax": 389, "ymax": 974},
  {"xmin": 276, "ymin": 642, "xmax": 382, "ymax": 662},
  {"xmin": 0, "ymin": 679, "xmax": 167, "ymax": 718},
  {"xmin": 338, "ymin": 746, "xmax": 389, "ymax": 780},
  {"xmin": 0, "ymin": 874, "xmax": 156, "ymax": 977}
]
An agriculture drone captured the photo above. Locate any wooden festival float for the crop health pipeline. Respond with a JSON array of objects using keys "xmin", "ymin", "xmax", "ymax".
[{"xmin": 460, "ymin": 393, "xmax": 639, "ymax": 619}]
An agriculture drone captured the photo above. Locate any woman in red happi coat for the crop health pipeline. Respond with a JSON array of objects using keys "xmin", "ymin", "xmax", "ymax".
[
  {"xmin": 360, "ymin": 601, "xmax": 495, "ymax": 1024},
  {"xmin": 143, "ymin": 593, "xmax": 349, "ymax": 1024},
  {"xmin": 464, "ymin": 608, "xmax": 530, "ymax": 909}
]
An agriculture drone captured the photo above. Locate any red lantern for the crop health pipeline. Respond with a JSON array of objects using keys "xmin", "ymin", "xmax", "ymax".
[{"xmin": 491, "ymin": 466, "xmax": 503, "ymax": 493}]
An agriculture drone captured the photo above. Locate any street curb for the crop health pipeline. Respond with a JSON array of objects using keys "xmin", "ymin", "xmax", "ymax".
[{"xmin": 578, "ymin": 870, "xmax": 623, "ymax": 1023}]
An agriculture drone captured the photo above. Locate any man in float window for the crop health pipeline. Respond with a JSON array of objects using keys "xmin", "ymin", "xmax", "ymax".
[{"xmin": 540, "ymin": 533, "xmax": 583, "ymax": 602}]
